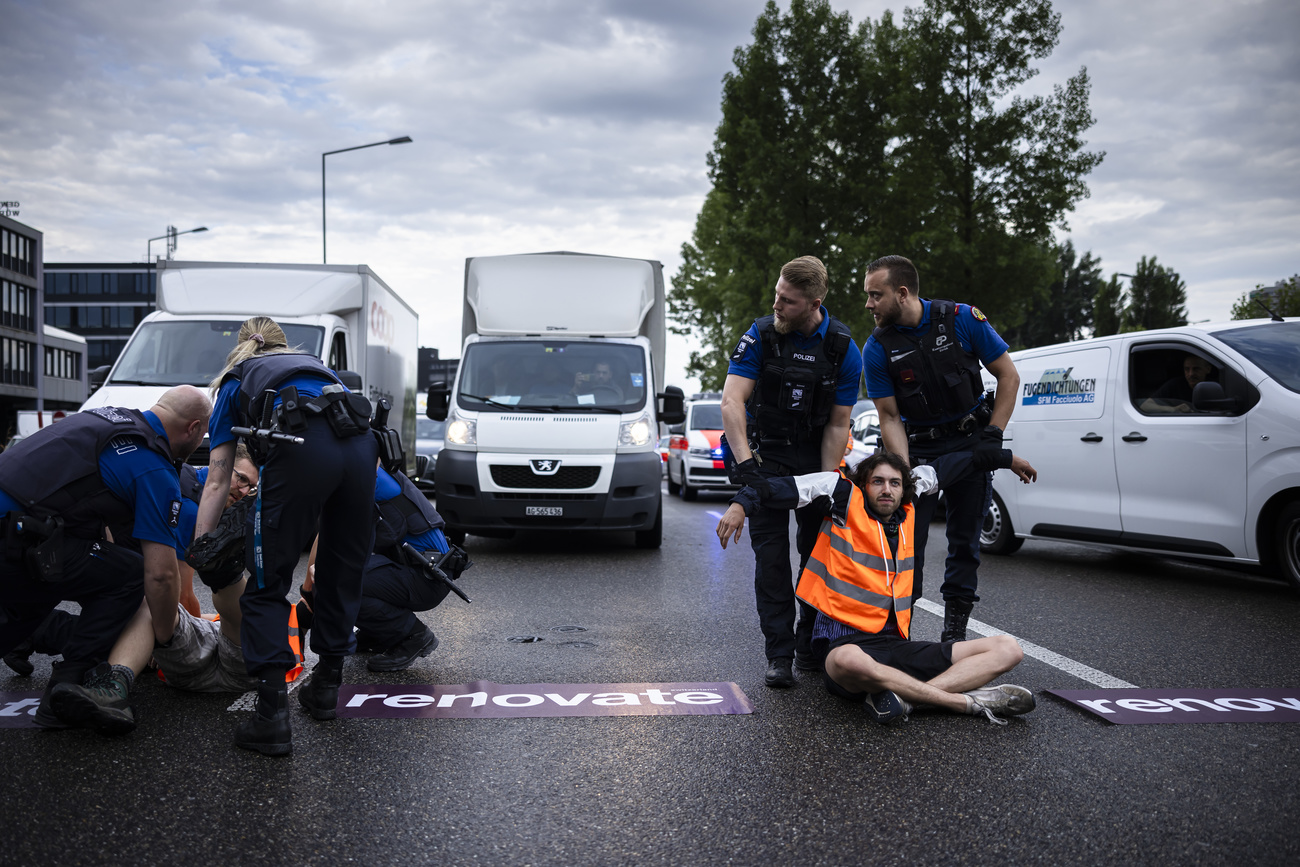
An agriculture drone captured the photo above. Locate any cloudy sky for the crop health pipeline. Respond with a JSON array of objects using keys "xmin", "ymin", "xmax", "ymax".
[{"xmin": 2, "ymin": 0, "xmax": 1296, "ymax": 392}]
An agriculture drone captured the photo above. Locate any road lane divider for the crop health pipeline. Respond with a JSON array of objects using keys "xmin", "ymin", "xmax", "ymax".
[{"xmin": 914, "ymin": 598, "xmax": 1137, "ymax": 689}]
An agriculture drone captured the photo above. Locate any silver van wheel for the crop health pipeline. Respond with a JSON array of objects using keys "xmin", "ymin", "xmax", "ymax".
[
  {"xmin": 1277, "ymin": 503, "xmax": 1300, "ymax": 592},
  {"xmin": 981, "ymin": 491, "xmax": 1023, "ymax": 555}
]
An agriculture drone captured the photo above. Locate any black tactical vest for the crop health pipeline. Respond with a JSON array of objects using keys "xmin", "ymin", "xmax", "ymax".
[
  {"xmin": 746, "ymin": 313, "xmax": 853, "ymax": 444},
  {"xmin": 221, "ymin": 352, "xmax": 342, "ymax": 428},
  {"xmin": 178, "ymin": 463, "xmax": 205, "ymax": 505},
  {"xmin": 373, "ymin": 470, "xmax": 446, "ymax": 555},
  {"xmin": 871, "ymin": 300, "xmax": 984, "ymax": 425},
  {"xmin": 0, "ymin": 407, "xmax": 176, "ymax": 539}
]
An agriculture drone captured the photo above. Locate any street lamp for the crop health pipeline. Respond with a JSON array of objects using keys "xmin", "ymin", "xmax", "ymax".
[
  {"xmin": 321, "ymin": 136, "xmax": 413, "ymax": 264},
  {"xmin": 147, "ymin": 225, "xmax": 208, "ymax": 264}
]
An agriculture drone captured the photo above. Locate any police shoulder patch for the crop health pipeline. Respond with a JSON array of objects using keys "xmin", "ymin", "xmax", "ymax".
[
  {"xmin": 731, "ymin": 332, "xmax": 758, "ymax": 363},
  {"xmin": 970, "ymin": 306, "xmax": 988, "ymax": 322},
  {"xmin": 168, "ymin": 499, "xmax": 182, "ymax": 528}
]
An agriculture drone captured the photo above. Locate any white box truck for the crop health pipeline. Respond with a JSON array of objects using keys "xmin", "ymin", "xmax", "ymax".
[
  {"xmin": 80, "ymin": 260, "xmax": 420, "ymax": 472},
  {"xmin": 978, "ymin": 317, "xmax": 1300, "ymax": 590},
  {"xmin": 426, "ymin": 251, "xmax": 685, "ymax": 548}
]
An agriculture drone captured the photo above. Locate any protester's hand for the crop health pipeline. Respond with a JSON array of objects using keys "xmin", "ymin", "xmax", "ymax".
[
  {"xmin": 716, "ymin": 503, "xmax": 747, "ymax": 550},
  {"xmin": 1010, "ymin": 455, "xmax": 1037, "ymax": 483}
]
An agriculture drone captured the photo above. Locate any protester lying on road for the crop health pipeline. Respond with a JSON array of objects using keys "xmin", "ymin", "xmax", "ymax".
[{"xmin": 717, "ymin": 445, "xmax": 1040, "ymax": 725}]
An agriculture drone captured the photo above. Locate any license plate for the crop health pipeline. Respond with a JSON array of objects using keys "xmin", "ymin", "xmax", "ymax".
[{"xmin": 526, "ymin": 506, "xmax": 563, "ymax": 517}]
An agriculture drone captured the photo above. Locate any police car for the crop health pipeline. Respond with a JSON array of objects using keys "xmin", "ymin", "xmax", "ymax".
[{"xmin": 665, "ymin": 396, "xmax": 738, "ymax": 501}]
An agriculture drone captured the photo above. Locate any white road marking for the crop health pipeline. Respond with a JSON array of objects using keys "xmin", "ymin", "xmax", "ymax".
[{"xmin": 914, "ymin": 598, "xmax": 1138, "ymax": 689}]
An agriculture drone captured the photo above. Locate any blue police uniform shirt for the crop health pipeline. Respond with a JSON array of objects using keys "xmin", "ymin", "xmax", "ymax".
[
  {"xmin": 863, "ymin": 299, "xmax": 1009, "ymax": 424},
  {"xmin": 375, "ymin": 467, "xmax": 448, "ymax": 555},
  {"xmin": 0, "ymin": 411, "xmax": 187, "ymax": 555},
  {"xmin": 209, "ymin": 371, "xmax": 338, "ymax": 449},
  {"xmin": 727, "ymin": 305, "xmax": 864, "ymax": 409}
]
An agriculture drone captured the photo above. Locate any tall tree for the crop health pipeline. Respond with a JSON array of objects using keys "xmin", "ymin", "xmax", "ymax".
[
  {"xmin": 1002, "ymin": 240, "xmax": 1103, "ymax": 348},
  {"xmin": 1230, "ymin": 275, "xmax": 1300, "ymax": 319},
  {"xmin": 1092, "ymin": 275, "xmax": 1124, "ymax": 337},
  {"xmin": 1123, "ymin": 255, "xmax": 1188, "ymax": 331}
]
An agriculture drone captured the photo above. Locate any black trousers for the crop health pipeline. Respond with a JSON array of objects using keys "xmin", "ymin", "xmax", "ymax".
[
  {"xmin": 240, "ymin": 415, "xmax": 377, "ymax": 679},
  {"xmin": 355, "ymin": 552, "xmax": 450, "ymax": 649},
  {"xmin": 0, "ymin": 538, "xmax": 143, "ymax": 682},
  {"xmin": 910, "ymin": 430, "xmax": 992, "ymax": 605}
]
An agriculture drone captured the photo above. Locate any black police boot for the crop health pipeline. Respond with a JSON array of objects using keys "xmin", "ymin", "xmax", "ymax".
[
  {"xmin": 3, "ymin": 638, "xmax": 35, "ymax": 677},
  {"xmin": 298, "ymin": 656, "xmax": 344, "ymax": 721},
  {"xmin": 940, "ymin": 600, "xmax": 975, "ymax": 643},
  {"xmin": 33, "ymin": 661, "xmax": 89, "ymax": 730},
  {"xmin": 368, "ymin": 627, "xmax": 438, "ymax": 672},
  {"xmin": 48, "ymin": 663, "xmax": 136, "ymax": 736},
  {"xmin": 764, "ymin": 657, "xmax": 795, "ymax": 689},
  {"xmin": 235, "ymin": 679, "xmax": 292, "ymax": 756}
]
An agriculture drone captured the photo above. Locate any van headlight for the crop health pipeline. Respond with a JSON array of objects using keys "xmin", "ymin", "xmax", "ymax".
[
  {"xmin": 446, "ymin": 411, "xmax": 477, "ymax": 446},
  {"xmin": 619, "ymin": 413, "xmax": 653, "ymax": 447}
]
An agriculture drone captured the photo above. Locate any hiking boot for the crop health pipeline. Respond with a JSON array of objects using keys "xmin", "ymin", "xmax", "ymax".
[
  {"xmin": 962, "ymin": 684, "xmax": 1036, "ymax": 725},
  {"xmin": 235, "ymin": 680, "xmax": 292, "ymax": 756},
  {"xmin": 298, "ymin": 656, "xmax": 344, "ymax": 720},
  {"xmin": 3, "ymin": 639, "xmax": 34, "ymax": 677},
  {"xmin": 368, "ymin": 628, "xmax": 438, "ymax": 672},
  {"xmin": 48, "ymin": 664, "xmax": 136, "ymax": 736},
  {"xmin": 940, "ymin": 599, "xmax": 975, "ymax": 643},
  {"xmin": 867, "ymin": 690, "xmax": 913, "ymax": 725},
  {"xmin": 764, "ymin": 658, "xmax": 795, "ymax": 689}
]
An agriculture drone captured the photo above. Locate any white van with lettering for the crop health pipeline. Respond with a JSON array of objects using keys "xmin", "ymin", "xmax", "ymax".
[{"xmin": 980, "ymin": 317, "xmax": 1300, "ymax": 590}]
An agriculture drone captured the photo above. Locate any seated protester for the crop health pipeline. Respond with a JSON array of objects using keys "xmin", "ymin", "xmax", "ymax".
[
  {"xmin": 46, "ymin": 476, "xmax": 305, "ymax": 737},
  {"xmin": 1140, "ymin": 354, "xmax": 1215, "ymax": 414},
  {"xmin": 303, "ymin": 463, "xmax": 454, "ymax": 672},
  {"xmin": 716, "ymin": 445, "xmax": 1040, "ymax": 725},
  {"xmin": 3, "ymin": 445, "xmax": 260, "ymax": 677}
]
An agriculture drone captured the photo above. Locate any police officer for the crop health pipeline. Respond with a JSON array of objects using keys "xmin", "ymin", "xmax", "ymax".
[
  {"xmin": 199, "ymin": 317, "xmax": 377, "ymax": 756},
  {"xmin": 0, "ymin": 386, "xmax": 211, "ymax": 728},
  {"xmin": 721, "ymin": 256, "xmax": 863, "ymax": 688},
  {"xmin": 862, "ymin": 255, "xmax": 1021, "ymax": 641},
  {"xmin": 305, "ymin": 464, "xmax": 456, "ymax": 672}
]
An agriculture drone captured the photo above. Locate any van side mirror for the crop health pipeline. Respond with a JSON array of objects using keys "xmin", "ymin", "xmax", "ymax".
[
  {"xmin": 337, "ymin": 370, "xmax": 363, "ymax": 391},
  {"xmin": 1192, "ymin": 381, "xmax": 1237, "ymax": 412},
  {"xmin": 657, "ymin": 385, "xmax": 686, "ymax": 426},
  {"xmin": 667, "ymin": 423, "xmax": 685, "ymax": 436},
  {"xmin": 427, "ymin": 381, "xmax": 451, "ymax": 421},
  {"xmin": 88, "ymin": 365, "xmax": 111, "ymax": 394}
]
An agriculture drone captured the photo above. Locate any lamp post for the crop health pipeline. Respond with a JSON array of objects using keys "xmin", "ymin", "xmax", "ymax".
[
  {"xmin": 147, "ymin": 225, "xmax": 208, "ymax": 264},
  {"xmin": 321, "ymin": 136, "xmax": 413, "ymax": 264}
]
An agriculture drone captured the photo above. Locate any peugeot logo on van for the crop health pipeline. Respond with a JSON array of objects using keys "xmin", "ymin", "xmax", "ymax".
[{"xmin": 531, "ymin": 459, "xmax": 561, "ymax": 475}]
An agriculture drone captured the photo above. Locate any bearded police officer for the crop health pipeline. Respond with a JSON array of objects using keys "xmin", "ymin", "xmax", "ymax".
[
  {"xmin": 0, "ymin": 386, "xmax": 211, "ymax": 728},
  {"xmin": 862, "ymin": 255, "xmax": 1021, "ymax": 641},
  {"xmin": 721, "ymin": 256, "xmax": 863, "ymax": 688}
]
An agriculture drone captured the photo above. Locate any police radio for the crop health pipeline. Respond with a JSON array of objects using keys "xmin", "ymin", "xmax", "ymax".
[{"xmin": 371, "ymin": 399, "xmax": 405, "ymax": 475}]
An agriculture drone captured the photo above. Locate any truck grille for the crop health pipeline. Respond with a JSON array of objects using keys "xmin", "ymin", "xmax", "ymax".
[{"xmin": 490, "ymin": 465, "xmax": 600, "ymax": 489}]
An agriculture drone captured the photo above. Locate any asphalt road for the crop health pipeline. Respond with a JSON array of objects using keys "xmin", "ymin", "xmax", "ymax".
[{"xmin": 2, "ymin": 483, "xmax": 1298, "ymax": 866}]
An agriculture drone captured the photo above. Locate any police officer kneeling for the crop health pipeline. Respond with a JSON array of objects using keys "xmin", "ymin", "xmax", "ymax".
[{"xmin": 0, "ymin": 386, "xmax": 211, "ymax": 728}]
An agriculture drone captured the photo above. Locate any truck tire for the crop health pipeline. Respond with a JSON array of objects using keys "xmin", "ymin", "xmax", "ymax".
[
  {"xmin": 680, "ymin": 478, "xmax": 698, "ymax": 502},
  {"xmin": 980, "ymin": 491, "xmax": 1023, "ymax": 555},
  {"xmin": 1275, "ymin": 502, "xmax": 1300, "ymax": 592},
  {"xmin": 635, "ymin": 501, "xmax": 663, "ymax": 549},
  {"xmin": 667, "ymin": 466, "xmax": 680, "ymax": 497}
]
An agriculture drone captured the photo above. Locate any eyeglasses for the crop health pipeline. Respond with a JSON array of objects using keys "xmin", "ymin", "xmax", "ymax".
[{"xmin": 232, "ymin": 468, "xmax": 256, "ymax": 493}]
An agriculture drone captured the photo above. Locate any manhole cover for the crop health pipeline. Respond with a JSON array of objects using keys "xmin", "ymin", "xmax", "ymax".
[
  {"xmin": 550, "ymin": 625, "xmax": 588, "ymax": 633},
  {"xmin": 556, "ymin": 641, "xmax": 597, "ymax": 649},
  {"xmin": 506, "ymin": 635, "xmax": 545, "ymax": 644}
]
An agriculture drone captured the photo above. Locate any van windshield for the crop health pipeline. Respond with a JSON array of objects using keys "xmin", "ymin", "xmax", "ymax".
[
  {"xmin": 1215, "ymin": 322, "xmax": 1300, "ymax": 394},
  {"xmin": 690, "ymin": 404, "xmax": 724, "ymax": 430},
  {"xmin": 111, "ymin": 321, "xmax": 326, "ymax": 386},
  {"xmin": 457, "ymin": 341, "xmax": 648, "ymax": 412}
]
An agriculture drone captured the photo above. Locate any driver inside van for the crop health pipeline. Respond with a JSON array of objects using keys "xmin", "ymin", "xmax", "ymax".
[
  {"xmin": 573, "ymin": 361, "xmax": 624, "ymax": 402},
  {"xmin": 1140, "ymin": 354, "xmax": 1216, "ymax": 414}
]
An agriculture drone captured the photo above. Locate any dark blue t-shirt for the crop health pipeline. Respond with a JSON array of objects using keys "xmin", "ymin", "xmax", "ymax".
[
  {"xmin": 727, "ymin": 306, "xmax": 864, "ymax": 408},
  {"xmin": 0, "ymin": 411, "xmax": 186, "ymax": 554},
  {"xmin": 209, "ymin": 372, "xmax": 338, "ymax": 449},
  {"xmin": 375, "ymin": 467, "xmax": 448, "ymax": 555},
  {"xmin": 863, "ymin": 299, "xmax": 1008, "ymax": 424}
]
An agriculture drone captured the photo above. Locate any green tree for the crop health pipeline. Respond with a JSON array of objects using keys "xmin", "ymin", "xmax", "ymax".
[
  {"xmin": 1092, "ymin": 275, "xmax": 1124, "ymax": 337},
  {"xmin": 1122, "ymin": 255, "xmax": 1188, "ymax": 332},
  {"xmin": 1230, "ymin": 275, "xmax": 1300, "ymax": 319},
  {"xmin": 1002, "ymin": 240, "xmax": 1103, "ymax": 348}
]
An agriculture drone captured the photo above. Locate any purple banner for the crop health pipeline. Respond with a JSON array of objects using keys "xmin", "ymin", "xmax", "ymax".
[
  {"xmin": 1048, "ymin": 688, "xmax": 1300, "ymax": 725},
  {"xmin": 0, "ymin": 691, "xmax": 43, "ymax": 729},
  {"xmin": 336, "ymin": 681, "xmax": 754, "ymax": 720}
]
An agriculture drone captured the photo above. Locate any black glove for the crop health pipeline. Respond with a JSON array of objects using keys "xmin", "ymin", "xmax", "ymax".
[
  {"xmin": 729, "ymin": 457, "xmax": 764, "ymax": 487},
  {"xmin": 184, "ymin": 496, "xmax": 254, "ymax": 591},
  {"xmin": 971, "ymin": 425, "xmax": 1005, "ymax": 472}
]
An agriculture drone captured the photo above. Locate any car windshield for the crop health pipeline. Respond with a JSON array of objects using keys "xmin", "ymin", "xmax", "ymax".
[
  {"xmin": 1215, "ymin": 322, "xmax": 1300, "ymax": 394},
  {"xmin": 111, "ymin": 321, "xmax": 325, "ymax": 386},
  {"xmin": 690, "ymin": 404, "xmax": 723, "ymax": 430},
  {"xmin": 456, "ymin": 340, "xmax": 648, "ymax": 412}
]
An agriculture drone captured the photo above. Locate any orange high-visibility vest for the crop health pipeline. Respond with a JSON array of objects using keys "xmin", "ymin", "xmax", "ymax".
[
  {"xmin": 286, "ymin": 604, "xmax": 305, "ymax": 683},
  {"xmin": 796, "ymin": 484, "xmax": 914, "ymax": 639}
]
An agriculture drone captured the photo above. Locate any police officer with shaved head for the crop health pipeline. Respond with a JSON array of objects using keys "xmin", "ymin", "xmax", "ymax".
[{"xmin": 0, "ymin": 385, "xmax": 211, "ymax": 728}]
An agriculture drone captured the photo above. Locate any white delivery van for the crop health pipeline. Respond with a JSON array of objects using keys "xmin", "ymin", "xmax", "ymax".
[
  {"xmin": 980, "ymin": 317, "xmax": 1300, "ymax": 589},
  {"xmin": 81, "ymin": 261, "xmax": 419, "ymax": 473},
  {"xmin": 426, "ymin": 251, "xmax": 685, "ymax": 548}
]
